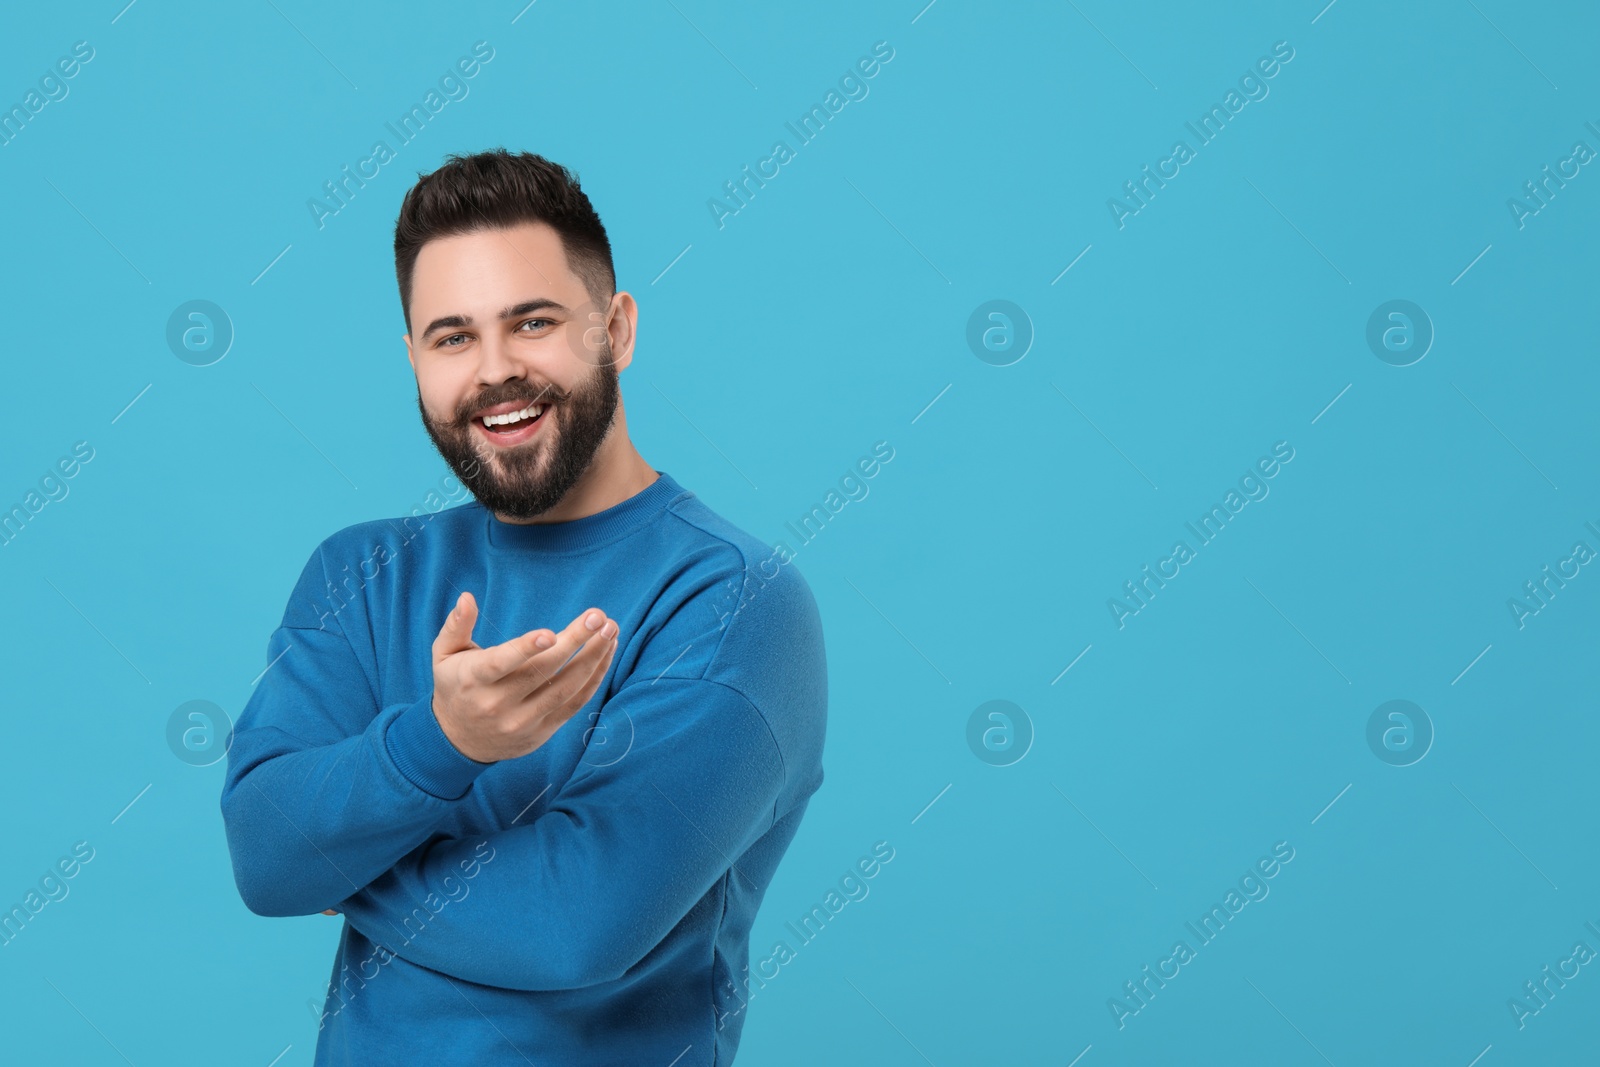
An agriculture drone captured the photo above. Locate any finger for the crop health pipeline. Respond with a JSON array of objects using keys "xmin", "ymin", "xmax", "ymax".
[
  {"xmin": 432, "ymin": 592, "xmax": 481, "ymax": 665},
  {"xmin": 523, "ymin": 615, "xmax": 614, "ymax": 692},
  {"xmin": 322, "ymin": 909, "xmax": 339, "ymax": 915},
  {"xmin": 530, "ymin": 619, "xmax": 618, "ymax": 706},
  {"xmin": 510, "ymin": 633, "xmax": 617, "ymax": 754},
  {"xmin": 466, "ymin": 626, "xmax": 556, "ymax": 687},
  {"xmin": 559, "ymin": 625, "xmax": 618, "ymax": 708},
  {"xmin": 481, "ymin": 607, "xmax": 608, "ymax": 684}
]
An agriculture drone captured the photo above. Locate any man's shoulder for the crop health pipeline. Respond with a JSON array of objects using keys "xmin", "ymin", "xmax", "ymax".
[
  {"xmin": 652, "ymin": 487, "xmax": 822, "ymax": 651},
  {"xmin": 276, "ymin": 501, "xmax": 482, "ymax": 629},
  {"xmin": 644, "ymin": 487, "xmax": 826, "ymax": 705},
  {"xmin": 640, "ymin": 486, "xmax": 828, "ymax": 801},
  {"xmin": 315, "ymin": 498, "xmax": 483, "ymax": 560}
]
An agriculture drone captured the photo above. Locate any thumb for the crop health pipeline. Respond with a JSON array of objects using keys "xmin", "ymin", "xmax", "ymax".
[{"xmin": 433, "ymin": 591, "xmax": 480, "ymax": 663}]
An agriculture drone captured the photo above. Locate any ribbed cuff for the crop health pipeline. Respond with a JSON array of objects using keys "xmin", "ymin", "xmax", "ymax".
[{"xmin": 384, "ymin": 693, "xmax": 493, "ymax": 800}]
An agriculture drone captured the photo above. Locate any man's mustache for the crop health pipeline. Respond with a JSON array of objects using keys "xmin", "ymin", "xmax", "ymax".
[{"xmin": 457, "ymin": 383, "xmax": 569, "ymax": 424}]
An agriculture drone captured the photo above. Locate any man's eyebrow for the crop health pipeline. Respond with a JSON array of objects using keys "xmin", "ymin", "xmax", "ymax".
[{"xmin": 420, "ymin": 298, "xmax": 570, "ymax": 341}]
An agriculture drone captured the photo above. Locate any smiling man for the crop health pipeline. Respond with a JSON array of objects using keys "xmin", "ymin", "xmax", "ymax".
[{"xmin": 220, "ymin": 148, "xmax": 828, "ymax": 1066}]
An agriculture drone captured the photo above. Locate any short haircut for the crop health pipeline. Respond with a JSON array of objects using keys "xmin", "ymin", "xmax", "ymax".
[{"xmin": 393, "ymin": 148, "xmax": 615, "ymax": 331}]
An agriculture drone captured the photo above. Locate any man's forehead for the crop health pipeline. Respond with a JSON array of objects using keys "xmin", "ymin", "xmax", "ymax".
[{"xmin": 413, "ymin": 222, "xmax": 577, "ymax": 291}]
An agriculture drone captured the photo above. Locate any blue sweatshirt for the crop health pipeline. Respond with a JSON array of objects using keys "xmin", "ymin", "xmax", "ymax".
[{"xmin": 220, "ymin": 472, "xmax": 828, "ymax": 1066}]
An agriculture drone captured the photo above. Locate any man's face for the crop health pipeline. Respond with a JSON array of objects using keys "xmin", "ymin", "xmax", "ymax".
[{"xmin": 405, "ymin": 222, "xmax": 624, "ymax": 521}]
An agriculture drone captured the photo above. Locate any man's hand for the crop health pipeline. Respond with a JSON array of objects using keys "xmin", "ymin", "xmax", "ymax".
[{"xmin": 430, "ymin": 591, "xmax": 619, "ymax": 764}]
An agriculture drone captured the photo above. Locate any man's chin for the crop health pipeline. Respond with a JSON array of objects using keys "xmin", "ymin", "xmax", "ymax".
[{"xmin": 460, "ymin": 460, "xmax": 571, "ymax": 521}]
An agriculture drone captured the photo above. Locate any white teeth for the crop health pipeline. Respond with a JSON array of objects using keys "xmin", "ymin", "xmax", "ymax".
[{"xmin": 481, "ymin": 403, "xmax": 545, "ymax": 427}]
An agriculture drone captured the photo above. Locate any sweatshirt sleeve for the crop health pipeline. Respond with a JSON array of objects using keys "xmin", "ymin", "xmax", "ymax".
[
  {"xmin": 331, "ymin": 676, "xmax": 787, "ymax": 991},
  {"xmin": 220, "ymin": 547, "xmax": 494, "ymax": 918}
]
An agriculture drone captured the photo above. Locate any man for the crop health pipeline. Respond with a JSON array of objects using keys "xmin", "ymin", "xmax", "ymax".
[{"xmin": 220, "ymin": 148, "xmax": 828, "ymax": 1065}]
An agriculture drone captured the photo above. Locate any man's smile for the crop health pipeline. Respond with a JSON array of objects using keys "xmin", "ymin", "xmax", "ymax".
[{"xmin": 473, "ymin": 399, "xmax": 550, "ymax": 447}]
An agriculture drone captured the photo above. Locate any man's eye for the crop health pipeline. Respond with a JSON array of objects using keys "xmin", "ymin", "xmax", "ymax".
[
  {"xmin": 518, "ymin": 318, "xmax": 553, "ymax": 332},
  {"xmin": 439, "ymin": 333, "xmax": 468, "ymax": 348}
]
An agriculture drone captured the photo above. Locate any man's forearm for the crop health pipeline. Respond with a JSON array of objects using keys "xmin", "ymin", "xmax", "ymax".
[
  {"xmin": 222, "ymin": 692, "xmax": 489, "ymax": 916},
  {"xmin": 333, "ymin": 677, "xmax": 786, "ymax": 992}
]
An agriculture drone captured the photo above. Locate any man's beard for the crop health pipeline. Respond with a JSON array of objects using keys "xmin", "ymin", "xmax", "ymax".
[{"xmin": 417, "ymin": 349, "xmax": 621, "ymax": 521}]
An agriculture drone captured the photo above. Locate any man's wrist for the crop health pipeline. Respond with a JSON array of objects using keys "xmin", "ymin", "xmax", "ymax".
[{"xmin": 430, "ymin": 696, "xmax": 482, "ymax": 761}]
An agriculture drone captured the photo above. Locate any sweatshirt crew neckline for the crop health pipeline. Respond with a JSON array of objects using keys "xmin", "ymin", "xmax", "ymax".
[{"xmin": 482, "ymin": 470, "xmax": 684, "ymax": 554}]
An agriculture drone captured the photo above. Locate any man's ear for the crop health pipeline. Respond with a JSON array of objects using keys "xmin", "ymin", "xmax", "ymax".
[
  {"xmin": 404, "ymin": 333, "xmax": 415, "ymax": 373},
  {"xmin": 607, "ymin": 292, "xmax": 638, "ymax": 373}
]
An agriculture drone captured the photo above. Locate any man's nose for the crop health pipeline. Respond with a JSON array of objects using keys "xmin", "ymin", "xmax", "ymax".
[{"xmin": 475, "ymin": 334, "xmax": 524, "ymax": 387}]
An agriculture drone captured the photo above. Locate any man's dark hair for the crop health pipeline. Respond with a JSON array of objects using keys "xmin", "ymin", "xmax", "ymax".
[{"xmin": 393, "ymin": 148, "xmax": 615, "ymax": 331}]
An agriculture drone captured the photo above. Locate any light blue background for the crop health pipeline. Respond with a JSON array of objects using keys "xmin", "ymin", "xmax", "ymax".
[{"xmin": 2, "ymin": 0, "xmax": 1597, "ymax": 1063}]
